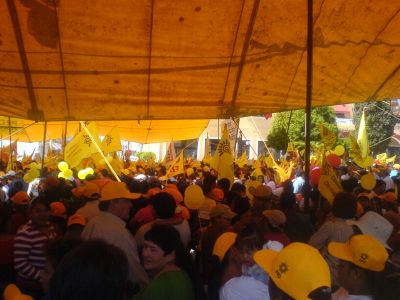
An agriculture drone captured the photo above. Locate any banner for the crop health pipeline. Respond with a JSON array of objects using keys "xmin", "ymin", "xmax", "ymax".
[{"xmin": 318, "ymin": 153, "xmax": 342, "ymax": 204}]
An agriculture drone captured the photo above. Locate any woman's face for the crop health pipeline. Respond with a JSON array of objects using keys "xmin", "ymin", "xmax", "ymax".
[{"xmin": 142, "ymin": 240, "xmax": 174, "ymax": 274}]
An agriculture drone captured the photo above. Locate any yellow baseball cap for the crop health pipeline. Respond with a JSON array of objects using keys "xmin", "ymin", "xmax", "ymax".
[
  {"xmin": 328, "ymin": 234, "xmax": 388, "ymax": 272},
  {"xmin": 254, "ymin": 243, "xmax": 331, "ymax": 300},
  {"xmin": 100, "ymin": 181, "xmax": 141, "ymax": 201},
  {"xmin": 212, "ymin": 232, "xmax": 237, "ymax": 262}
]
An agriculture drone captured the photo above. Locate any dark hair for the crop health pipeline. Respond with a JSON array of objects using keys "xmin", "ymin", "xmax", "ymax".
[
  {"xmin": 30, "ymin": 196, "xmax": 50, "ymax": 210},
  {"xmin": 231, "ymin": 182, "xmax": 246, "ymax": 193},
  {"xmin": 280, "ymin": 191, "xmax": 296, "ymax": 210},
  {"xmin": 218, "ymin": 178, "xmax": 231, "ymax": 192},
  {"xmin": 234, "ymin": 225, "xmax": 264, "ymax": 252},
  {"xmin": 151, "ymin": 192, "xmax": 176, "ymax": 219},
  {"xmin": 144, "ymin": 225, "xmax": 192, "ymax": 275},
  {"xmin": 0, "ymin": 202, "xmax": 12, "ymax": 233},
  {"xmin": 98, "ymin": 200, "xmax": 110, "ymax": 212},
  {"xmin": 332, "ymin": 192, "xmax": 357, "ymax": 219},
  {"xmin": 50, "ymin": 240, "xmax": 128, "ymax": 300},
  {"xmin": 44, "ymin": 238, "xmax": 82, "ymax": 269}
]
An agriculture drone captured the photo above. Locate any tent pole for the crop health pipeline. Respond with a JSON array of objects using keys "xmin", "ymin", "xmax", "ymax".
[
  {"xmin": 41, "ymin": 122, "xmax": 47, "ymax": 177},
  {"xmin": 8, "ymin": 117, "xmax": 13, "ymax": 170},
  {"xmin": 304, "ymin": 0, "xmax": 314, "ymax": 212}
]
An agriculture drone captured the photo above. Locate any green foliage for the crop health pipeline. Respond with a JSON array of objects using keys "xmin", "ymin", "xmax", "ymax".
[
  {"xmin": 267, "ymin": 107, "xmax": 338, "ymax": 151},
  {"xmin": 353, "ymin": 101, "xmax": 396, "ymax": 154},
  {"xmin": 136, "ymin": 151, "xmax": 156, "ymax": 162}
]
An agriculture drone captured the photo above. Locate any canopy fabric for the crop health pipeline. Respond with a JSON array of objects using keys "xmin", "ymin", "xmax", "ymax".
[
  {"xmin": 0, "ymin": 118, "xmax": 210, "ymax": 144},
  {"xmin": 1, "ymin": 1, "xmax": 400, "ymax": 121}
]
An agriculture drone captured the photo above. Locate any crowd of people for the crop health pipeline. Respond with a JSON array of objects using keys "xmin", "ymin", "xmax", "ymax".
[{"xmin": 0, "ymin": 159, "xmax": 400, "ymax": 300}]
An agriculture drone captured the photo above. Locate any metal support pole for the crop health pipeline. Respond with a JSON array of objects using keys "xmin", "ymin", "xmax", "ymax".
[
  {"xmin": 41, "ymin": 121, "xmax": 47, "ymax": 177},
  {"xmin": 304, "ymin": 0, "xmax": 314, "ymax": 212},
  {"xmin": 8, "ymin": 117, "xmax": 13, "ymax": 170}
]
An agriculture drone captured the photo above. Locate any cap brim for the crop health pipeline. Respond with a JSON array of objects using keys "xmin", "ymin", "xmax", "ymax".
[
  {"xmin": 253, "ymin": 249, "xmax": 279, "ymax": 275},
  {"xmin": 100, "ymin": 192, "xmax": 141, "ymax": 201},
  {"xmin": 327, "ymin": 242, "xmax": 353, "ymax": 262},
  {"xmin": 346, "ymin": 220, "xmax": 392, "ymax": 250}
]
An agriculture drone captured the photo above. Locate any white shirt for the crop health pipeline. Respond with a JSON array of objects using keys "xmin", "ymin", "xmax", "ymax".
[
  {"xmin": 82, "ymin": 211, "xmax": 148, "ymax": 287},
  {"xmin": 219, "ymin": 276, "xmax": 270, "ymax": 300}
]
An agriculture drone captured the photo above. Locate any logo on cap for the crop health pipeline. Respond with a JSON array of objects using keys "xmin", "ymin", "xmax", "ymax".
[{"xmin": 275, "ymin": 262, "xmax": 289, "ymax": 279}]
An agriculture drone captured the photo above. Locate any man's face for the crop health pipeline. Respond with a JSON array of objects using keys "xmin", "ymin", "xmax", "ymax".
[{"xmin": 109, "ymin": 198, "xmax": 132, "ymax": 220}]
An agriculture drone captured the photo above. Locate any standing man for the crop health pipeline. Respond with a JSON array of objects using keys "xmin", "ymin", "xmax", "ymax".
[{"xmin": 82, "ymin": 181, "xmax": 148, "ymax": 291}]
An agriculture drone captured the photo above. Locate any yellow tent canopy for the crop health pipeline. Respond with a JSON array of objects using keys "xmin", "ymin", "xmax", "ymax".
[
  {"xmin": 0, "ymin": 117, "xmax": 209, "ymax": 144},
  {"xmin": 1, "ymin": 1, "xmax": 400, "ymax": 121}
]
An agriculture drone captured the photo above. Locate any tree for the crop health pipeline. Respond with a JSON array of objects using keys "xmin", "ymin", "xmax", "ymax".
[
  {"xmin": 267, "ymin": 107, "xmax": 338, "ymax": 151},
  {"xmin": 353, "ymin": 101, "xmax": 396, "ymax": 155}
]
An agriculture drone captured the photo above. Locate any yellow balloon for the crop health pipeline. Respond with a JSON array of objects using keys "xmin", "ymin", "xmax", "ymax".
[
  {"xmin": 58, "ymin": 172, "xmax": 66, "ymax": 179},
  {"xmin": 360, "ymin": 173, "xmax": 376, "ymax": 191},
  {"xmin": 334, "ymin": 145, "xmax": 345, "ymax": 156},
  {"xmin": 184, "ymin": 185, "xmax": 205, "ymax": 210},
  {"xmin": 64, "ymin": 169, "xmax": 73, "ymax": 178},
  {"xmin": 58, "ymin": 161, "xmax": 69, "ymax": 172},
  {"xmin": 78, "ymin": 169, "xmax": 88, "ymax": 180},
  {"xmin": 86, "ymin": 168, "xmax": 94, "ymax": 175}
]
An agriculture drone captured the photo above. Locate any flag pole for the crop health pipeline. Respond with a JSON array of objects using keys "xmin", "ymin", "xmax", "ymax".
[
  {"xmin": 303, "ymin": 0, "xmax": 314, "ymax": 213},
  {"xmin": 41, "ymin": 121, "xmax": 47, "ymax": 177},
  {"xmin": 8, "ymin": 117, "xmax": 13, "ymax": 170},
  {"xmin": 80, "ymin": 121, "xmax": 121, "ymax": 182}
]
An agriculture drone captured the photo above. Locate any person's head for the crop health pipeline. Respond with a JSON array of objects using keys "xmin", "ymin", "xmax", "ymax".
[
  {"xmin": 41, "ymin": 238, "xmax": 82, "ymax": 292},
  {"xmin": 151, "ymin": 192, "xmax": 176, "ymax": 219},
  {"xmin": 262, "ymin": 209, "xmax": 286, "ymax": 232},
  {"xmin": 296, "ymin": 169, "xmax": 304, "ymax": 178},
  {"xmin": 142, "ymin": 225, "xmax": 187, "ymax": 276},
  {"xmin": 280, "ymin": 191, "xmax": 297, "ymax": 211},
  {"xmin": 232, "ymin": 226, "xmax": 264, "ymax": 268},
  {"xmin": 50, "ymin": 240, "xmax": 129, "ymax": 300},
  {"xmin": 65, "ymin": 214, "xmax": 87, "ymax": 238},
  {"xmin": 328, "ymin": 234, "xmax": 388, "ymax": 295},
  {"xmin": 11, "ymin": 191, "xmax": 31, "ymax": 207},
  {"xmin": 29, "ymin": 197, "xmax": 50, "ymax": 228},
  {"xmin": 331, "ymin": 192, "xmax": 357, "ymax": 219},
  {"xmin": 210, "ymin": 204, "xmax": 237, "ymax": 226},
  {"xmin": 254, "ymin": 243, "xmax": 331, "ymax": 300},
  {"xmin": 347, "ymin": 211, "xmax": 393, "ymax": 249},
  {"xmin": 374, "ymin": 179, "xmax": 386, "ymax": 195},
  {"xmin": 98, "ymin": 181, "xmax": 141, "ymax": 220},
  {"xmin": 217, "ymin": 178, "xmax": 231, "ymax": 192}
]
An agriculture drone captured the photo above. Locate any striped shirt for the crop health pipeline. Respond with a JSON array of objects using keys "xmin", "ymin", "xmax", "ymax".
[{"xmin": 14, "ymin": 221, "xmax": 57, "ymax": 281}]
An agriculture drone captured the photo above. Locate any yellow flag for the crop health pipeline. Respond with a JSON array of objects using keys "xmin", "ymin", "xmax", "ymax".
[
  {"xmin": 386, "ymin": 155, "xmax": 396, "ymax": 164},
  {"xmin": 211, "ymin": 125, "xmax": 234, "ymax": 185},
  {"xmin": 236, "ymin": 151, "xmax": 248, "ymax": 168},
  {"xmin": 318, "ymin": 153, "xmax": 342, "ymax": 204},
  {"xmin": 357, "ymin": 110, "xmax": 369, "ymax": 158},
  {"xmin": 101, "ymin": 127, "xmax": 122, "ymax": 154},
  {"xmin": 64, "ymin": 122, "xmax": 101, "ymax": 168},
  {"xmin": 264, "ymin": 154, "xmax": 274, "ymax": 168},
  {"xmin": 167, "ymin": 151, "xmax": 184, "ymax": 177},
  {"xmin": 287, "ymin": 142, "xmax": 295, "ymax": 153},
  {"xmin": 319, "ymin": 124, "xmax": 336, "ymax": 149}
]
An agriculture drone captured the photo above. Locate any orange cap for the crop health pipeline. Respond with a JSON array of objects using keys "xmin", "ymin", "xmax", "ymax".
[
  {"xmin": 50, "ymin": 202, "xmax": 66, "ymax": 217},
  {"xmin": 67, "ymin": 214, "xmax": 87, "ymax": 227},
  {"xmin": 11, "ymin": 191, "xmax": 30, "ymax": 205}
]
